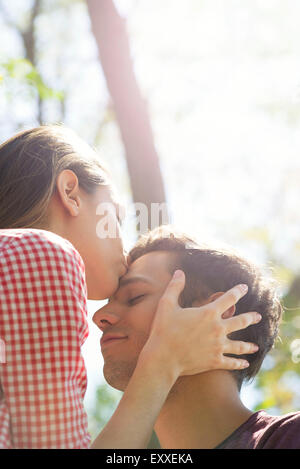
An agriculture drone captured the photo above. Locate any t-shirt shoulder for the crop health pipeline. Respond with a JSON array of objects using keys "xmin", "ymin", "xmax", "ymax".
[
  {"xmin": 256, "ymin": 410, "xmax": 300, "ymax": 449},
  {"xmin": 217, "ymin": 410, "xmax": 300, "ymax": 449}
]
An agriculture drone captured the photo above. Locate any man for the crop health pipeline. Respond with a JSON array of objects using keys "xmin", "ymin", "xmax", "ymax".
[{"xmin": 93, "ymin": 225, "xmax": 300, "ymax": 449}]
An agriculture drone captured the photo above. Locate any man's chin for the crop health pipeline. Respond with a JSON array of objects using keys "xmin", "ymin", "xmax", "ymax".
[{"xmin": 103, "ymin": 362, "xmax": 134, "ymax": 392}]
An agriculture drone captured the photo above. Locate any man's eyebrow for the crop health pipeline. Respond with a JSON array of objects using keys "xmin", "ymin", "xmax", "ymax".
[{"xmin": 118, "ymin": 276, "xmax": 152, "ymax": 288}]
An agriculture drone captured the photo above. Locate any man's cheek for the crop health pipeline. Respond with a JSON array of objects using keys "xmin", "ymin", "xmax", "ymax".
[
  {"xmin": 145, "ymin": 300, "xmax": 162, "ymax": 332},
  {"xmin": 133, "ymin": 308, "xmax": 155, "ymax": 337}
]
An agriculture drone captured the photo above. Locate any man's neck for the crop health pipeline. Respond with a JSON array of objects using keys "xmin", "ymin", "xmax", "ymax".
[{"xmin": 154, "ymin": 370, "xmax": 253, "ymax": 449}]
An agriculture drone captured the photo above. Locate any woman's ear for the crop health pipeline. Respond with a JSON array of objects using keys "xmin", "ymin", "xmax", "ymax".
[
  {"xmin": 192, "ymin": 291, "xmax": 236, "ymax": 319},
  {"xmin": 55, "ymin": 170, "xmax": 81, "ymax": 216}
]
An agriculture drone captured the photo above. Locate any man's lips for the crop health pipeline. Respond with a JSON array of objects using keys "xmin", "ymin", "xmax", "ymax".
[{"xmin": 100, "ymin": 334, "xmax": 128, "ymax": 348}]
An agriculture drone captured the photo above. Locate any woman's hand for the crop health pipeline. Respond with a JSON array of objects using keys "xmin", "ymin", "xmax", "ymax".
[{"xmin": 140, "ymin": 270, "xmax": 261, "ymax": 379}]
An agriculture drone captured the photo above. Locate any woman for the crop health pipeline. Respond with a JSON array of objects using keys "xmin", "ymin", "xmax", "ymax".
[{"xmin": 0, "ymin": 125, "xmax": 261, "ymax": 448}]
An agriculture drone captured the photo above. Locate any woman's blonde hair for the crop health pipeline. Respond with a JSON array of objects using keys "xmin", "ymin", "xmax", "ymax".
[{"xmin": 0, "ymin": 125, "xmax": 109, "ymax": 228}]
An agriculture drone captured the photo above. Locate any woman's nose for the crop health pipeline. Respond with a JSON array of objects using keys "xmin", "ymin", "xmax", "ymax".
[{"xmin": 92, "ymin": 308, "xmax": 120, "ymax": 331}]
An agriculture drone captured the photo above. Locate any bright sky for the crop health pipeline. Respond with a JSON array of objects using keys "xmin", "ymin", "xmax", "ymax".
[{"xmin": 1, "ymin": 0, "xmax": 300, "ymax": 414}]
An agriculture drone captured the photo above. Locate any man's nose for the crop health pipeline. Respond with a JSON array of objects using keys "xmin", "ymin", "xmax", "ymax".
[{"xmin": 92, "ymin": 308, "xmax": 120, "ymax": 332}]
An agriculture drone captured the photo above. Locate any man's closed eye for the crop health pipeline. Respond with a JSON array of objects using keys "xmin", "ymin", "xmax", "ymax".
[{"xmin": 128, "ymin": 294, "xmax": 145, "ymax": 306}]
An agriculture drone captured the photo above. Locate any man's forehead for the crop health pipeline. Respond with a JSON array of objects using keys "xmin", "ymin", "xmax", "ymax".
[
  {"xmin": 129, "ymin": 250, "xmax": 173, "ymax": 273},
  {"xmin": 120, "ymin": 251, "xmax": 174, "ymax": 285},
  {"xmin": 108, "ymin": 251, "xmax": 174, "ymax": 301},
  {"xmin": 118, "ymin": 275, "xmax": 153, "ymax": 288}
]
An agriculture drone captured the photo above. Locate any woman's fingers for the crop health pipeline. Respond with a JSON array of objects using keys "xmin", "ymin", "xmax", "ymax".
[
  {"xmin": 148, "ymin": 278, "xmax": 261, "ymax": 377},
  {"xmin": 158, "ymin": 270, "xmax": 186, "ymax": 310},
  {"xmin": 223, "ymin": 339, "xmax": 259, "ymax": 356},
  {"xmin": 208, "ymin": 284, "xmax": 249, "ymax": 316},
  {"xmin": 224, "ymin": 311, "xmax": 262, "ymax": 334},
  {"xmin": 219, "ymin": 356, "xmax": 250, "ymax": 370}
]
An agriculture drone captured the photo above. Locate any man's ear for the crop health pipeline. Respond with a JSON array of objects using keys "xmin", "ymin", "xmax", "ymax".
[
  {"xmin": 192, "ymin": 291, "xmax": 236, "ymax": 319},
  {"xmin": 55, "ymin": 170, "xmax": 81, "ymax": 216}
]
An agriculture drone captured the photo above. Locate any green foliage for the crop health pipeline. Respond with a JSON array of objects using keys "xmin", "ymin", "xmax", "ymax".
[
  {"xmin": 259, "ymin": 100, "xmax": 300, "ymax": 128},
  {"xmin": 1, "ymin": 58, "xmax": 64, "ymax": 101},
  {"xmin": 253, "ymin": 275, "xmax": 300, "ymax": 414},
  {"xmin": 87, "ymin": 383, "xmax": 122, "ymax": 440},
  {"xmin": 239, "ymin": 224, "xmax": 300, "ymax": 413}
]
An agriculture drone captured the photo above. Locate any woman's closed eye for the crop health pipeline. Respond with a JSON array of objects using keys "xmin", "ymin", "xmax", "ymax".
[{"xmin": 128, "ymin": 294, "xmax": 145, "ymax": 306}]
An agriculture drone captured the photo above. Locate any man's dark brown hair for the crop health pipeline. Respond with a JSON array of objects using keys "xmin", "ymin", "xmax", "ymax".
[{"xmin": 129, "ymin": 225, "xmax": 282, "ymax": 390}]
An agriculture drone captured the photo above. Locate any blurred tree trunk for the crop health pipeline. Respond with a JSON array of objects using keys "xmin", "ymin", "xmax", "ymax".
[
  {"xmin": 86, "ymin": 0, "xmax": 169, "ymax": 231},
  {"xmin": 1, "ymin": 0, "xmax": 66, "ymax": 125},
  {"xmin": 1, "ymin": 0, "xmax": 43, "ymax": 124},
  {"xmin": 21, "ymin": 0, "xmax": 43, "ymax": 124}
]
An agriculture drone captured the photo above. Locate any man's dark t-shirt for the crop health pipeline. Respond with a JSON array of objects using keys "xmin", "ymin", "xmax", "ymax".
[{"xmin": 216, "ymin": 410, "xmax": 300, "ymax": 449}]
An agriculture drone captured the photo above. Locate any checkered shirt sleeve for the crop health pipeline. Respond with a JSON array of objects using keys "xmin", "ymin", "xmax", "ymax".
[{"xmin": 0, "ymin": 229, "xmax": 91, "ymax": 448}]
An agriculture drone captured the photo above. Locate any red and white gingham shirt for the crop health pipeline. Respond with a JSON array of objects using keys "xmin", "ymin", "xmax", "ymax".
[{"xmin": 0, "ymin": 229, "xmax": 91, "ymax": 448}]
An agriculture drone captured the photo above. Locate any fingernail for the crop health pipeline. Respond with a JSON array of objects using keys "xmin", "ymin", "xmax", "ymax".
[
  {"xmin": 241, "ymin": 361, "xmax": 249, "ymax": 368},
  {"xmin": 253, "ymin": 344, "xmax": 259, "ymax": 351},
  {"xmin": 256, "ymin": 313, "xmax": 262, "ymax": 322},
  {"xmin": 173, "ymin": 270, "xmax": 183, "ymax": 279},
  {"xmin": 239, "ymin": 284, "xmax": 248, "ymax": 293}
]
